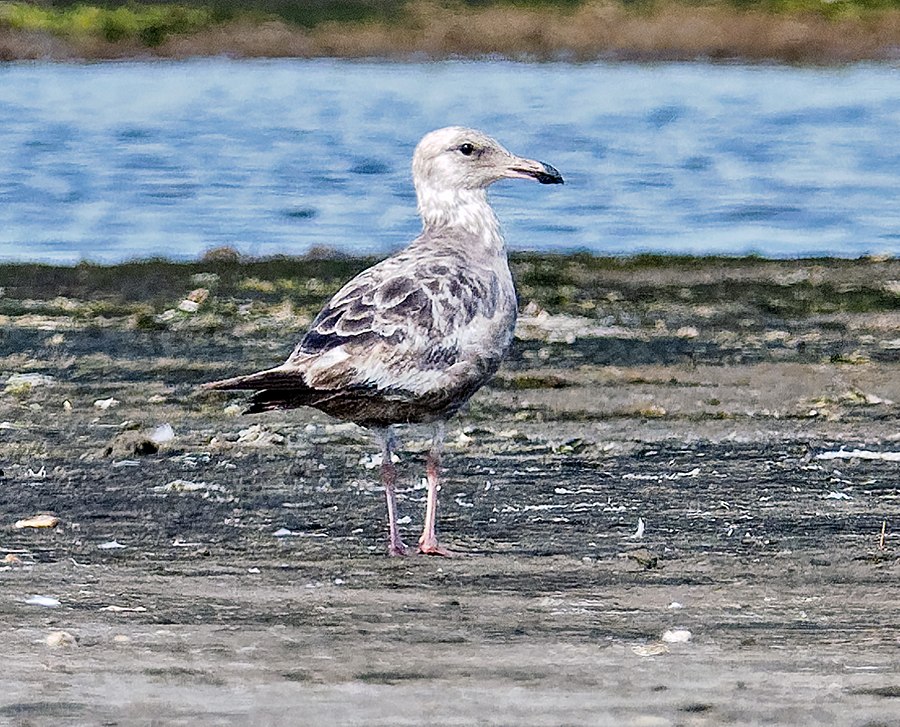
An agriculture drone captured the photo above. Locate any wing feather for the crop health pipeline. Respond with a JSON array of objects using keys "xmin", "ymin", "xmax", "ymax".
[{"xmin": 284, "ymin": 246, "xmax": 511, "ymax": 391}]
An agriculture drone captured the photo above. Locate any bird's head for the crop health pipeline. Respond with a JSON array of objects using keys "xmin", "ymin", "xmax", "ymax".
[
  {"xmin": 411, "ymin": 127, "xmax": 563, "ymax": 239},
  {"xmin": 412, "ymin": 126, "xmax": 564, "ymax": 194}
]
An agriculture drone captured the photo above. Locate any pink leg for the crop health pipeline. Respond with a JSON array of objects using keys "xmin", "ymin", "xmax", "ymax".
[
  {"xmin": 418, "ymin": 422, "xmax": 452, "ymax": 557},
  {"xmin": 379, "ymin": 429, "xmax": 407, "ymax": 556}
]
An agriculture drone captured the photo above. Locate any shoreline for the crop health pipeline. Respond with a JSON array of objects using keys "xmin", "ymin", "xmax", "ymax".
[
  {"xmin": 4, "ymin": 252, "xmax": 900, "ymax": 364},
  {"xmin": 4, "ymin": 1, "xmax": 900, "ymax": 64}
]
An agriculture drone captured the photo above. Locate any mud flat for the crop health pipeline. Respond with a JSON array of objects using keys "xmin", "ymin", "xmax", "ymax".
[{"xmin": 2, "ymin": 254, "xmax": 900, "ymax": 726}]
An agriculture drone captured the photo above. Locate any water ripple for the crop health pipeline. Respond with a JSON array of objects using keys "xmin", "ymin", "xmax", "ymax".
[{"xmin": 1, "ymin": 59, "xmax": 899, "ymax": 263}]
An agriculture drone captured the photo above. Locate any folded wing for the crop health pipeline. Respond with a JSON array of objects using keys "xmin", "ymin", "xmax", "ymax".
[{"xmin": 205, "ymin": 246, "xmax": 513, "ymax": 424}]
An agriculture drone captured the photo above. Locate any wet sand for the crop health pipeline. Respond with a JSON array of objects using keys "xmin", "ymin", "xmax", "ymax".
[{"xmin": 2, "ymin": 255, "xmax": 900, "ymax": 726}]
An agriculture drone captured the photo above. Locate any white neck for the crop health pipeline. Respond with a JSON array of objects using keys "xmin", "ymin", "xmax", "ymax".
[{"xmin": 416, "ymin": 185, "xmax": 504, "ymax": 254}]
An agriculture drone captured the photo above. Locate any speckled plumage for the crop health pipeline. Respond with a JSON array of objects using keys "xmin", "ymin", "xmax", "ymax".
[{"xmin": 206, "ymin": 126, "xmax": 563, "ymax": 555}]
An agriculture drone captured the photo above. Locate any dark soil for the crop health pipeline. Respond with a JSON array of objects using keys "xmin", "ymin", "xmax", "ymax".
[{"xmin": 2, "ymin": 255, "xmax": 900, "ymax": 726}]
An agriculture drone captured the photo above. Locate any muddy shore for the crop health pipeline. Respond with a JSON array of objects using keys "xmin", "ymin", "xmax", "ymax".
[{"xmin": 2, "ymin": 254, "xmax": 900, "ymax": 726}]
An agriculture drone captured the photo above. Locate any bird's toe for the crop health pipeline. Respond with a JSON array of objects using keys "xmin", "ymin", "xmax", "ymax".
[{"xmin": 418, "ymin": 539, "xmax": 453, "ymax": 557}]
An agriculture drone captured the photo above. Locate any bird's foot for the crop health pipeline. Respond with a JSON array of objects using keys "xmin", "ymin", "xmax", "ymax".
[
  {"xmin": 388, "ymin": 539, "xmax": 409, "ymax": 557},
  {"xmin": 418, "ymin": 537, "xmax": 453, "ymax": 557}
]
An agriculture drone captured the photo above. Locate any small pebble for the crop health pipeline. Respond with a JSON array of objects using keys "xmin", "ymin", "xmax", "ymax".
[
  {"xmin": 45, "ymin": 630, "xmax": 76, "ymax": 647},
  {"xmin": 26, "ymin": 595, "xmax": 61, "ymax": 607},
  {"xmin": 15, "ymin": 514, "xmax": 60, "ymax": 529},
  {"xmin": 662, "ymin": 629, "xmax": 692, "ymax": 643},
  {"xmin": 98, "ymin": 540, "xmax": 126, "ymax": 550},
  {"xmin": 150, "ymin": 423, "xmax": 175, "ymax": 444},
  {"xmin": 632, "ymin": 643, "xmax": 669, "ymax": 657}
]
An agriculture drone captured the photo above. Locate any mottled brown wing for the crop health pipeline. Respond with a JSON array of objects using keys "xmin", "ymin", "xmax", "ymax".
[
  {"xmin": 283, "ymin": 250, "xmax": 503, "ymax": 394},
  {"xmin": 205, "ymin": 245, "xmax": 511, "ymax": 421}
]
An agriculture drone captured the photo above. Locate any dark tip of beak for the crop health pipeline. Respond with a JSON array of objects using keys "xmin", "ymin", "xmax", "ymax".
[{"xmin": 534, "ymin": 162, "xmax": 564, "ymax": 185}]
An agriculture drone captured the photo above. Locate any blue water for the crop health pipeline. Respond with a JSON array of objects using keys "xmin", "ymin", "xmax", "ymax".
[{"xmin": 2, "ymin": 59, "xmax": 899, "ymax": 264}]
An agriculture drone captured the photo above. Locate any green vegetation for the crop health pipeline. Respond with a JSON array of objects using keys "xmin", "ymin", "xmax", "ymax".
[
  {"xmin": 5, "ymin": 0, "xmax": 900, "ymax": 36},
  {"xmin": 0, "ymin": 2, "xmax": 219, "ymax": 45},
  {"xmin": 4, "ymin": 0, "xmax": 900, "ymax": 61}
]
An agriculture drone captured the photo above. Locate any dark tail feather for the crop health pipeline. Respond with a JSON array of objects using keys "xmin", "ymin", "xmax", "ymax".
[
  {"xmin": 243, "ymin": 389, "xmax": 314, "ymax": 414},
  {"xmin": 204, "ymin": 368, "xmax": 331, "ymax": 413}
]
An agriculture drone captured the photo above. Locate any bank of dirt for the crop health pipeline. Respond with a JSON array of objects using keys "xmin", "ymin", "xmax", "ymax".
[{"xmin": 1, "ymin": 255, "xmax": 899, "ymax": 725}]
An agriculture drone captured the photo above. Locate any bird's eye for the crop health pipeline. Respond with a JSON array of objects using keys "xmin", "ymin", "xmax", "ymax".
[{"xmin": 458, "ymin": 143, "xmax": 476, "ymax": 156}]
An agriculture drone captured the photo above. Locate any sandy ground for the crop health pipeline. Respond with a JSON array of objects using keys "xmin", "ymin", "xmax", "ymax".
[{"xmin": 2, "ymin": 256, "xmax": 900, "ymax": 726}]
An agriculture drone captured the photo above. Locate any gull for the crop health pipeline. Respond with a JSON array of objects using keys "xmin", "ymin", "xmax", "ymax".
[{"xmin": 205, "ymin": 126, "xmax": 563, "ymax": 556}]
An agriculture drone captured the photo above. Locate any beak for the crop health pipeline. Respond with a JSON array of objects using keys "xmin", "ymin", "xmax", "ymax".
[{"xmin": 505, "ymin": 156, "xmax": 565, "ymax": 185}]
